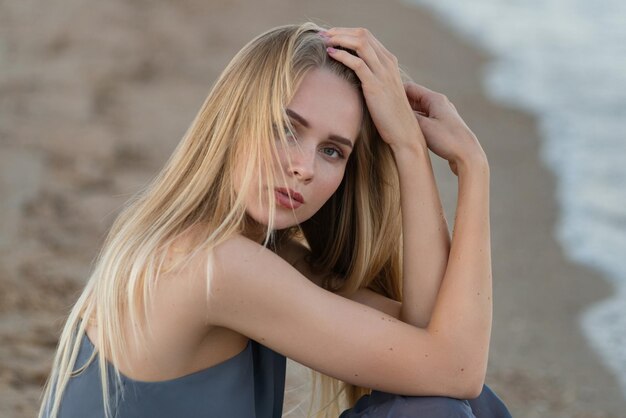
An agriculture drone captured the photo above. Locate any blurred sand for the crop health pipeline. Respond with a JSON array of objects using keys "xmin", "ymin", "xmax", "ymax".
[{"xmin": 1, "ymin": 0, "xmax": 625, "ymax": 417}]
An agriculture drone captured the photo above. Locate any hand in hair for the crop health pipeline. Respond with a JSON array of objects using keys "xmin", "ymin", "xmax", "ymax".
[
  {"xmin": 320, "ymin": 27, "xmax": 487, "ymax": 176},
  {"xmin": 319, "ymin": 27, "xmax": 425, "ymax": 150},
  {"xmin": 404, "ymin": 82, "xmax": 487, "ymax": 176}
]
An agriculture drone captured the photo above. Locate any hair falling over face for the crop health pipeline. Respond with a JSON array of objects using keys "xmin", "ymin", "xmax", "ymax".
[{"xmin": 39, "ymin": 22, "xmax": 412, "ymax": 418}]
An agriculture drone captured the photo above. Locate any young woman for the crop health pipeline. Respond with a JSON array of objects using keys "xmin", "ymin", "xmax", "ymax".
[{"xmin": 39, "ymin": 22, "xmax": 512, "ymax": 417}]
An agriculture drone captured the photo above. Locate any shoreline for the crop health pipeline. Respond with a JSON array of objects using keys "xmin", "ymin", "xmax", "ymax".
[
  {"xmin": 399, "ymin": 4, "xmax": 626, "ymax": 416},
  {"xmin": 1, "ymin": 0, "xmax": 625, "ymax": 417}
]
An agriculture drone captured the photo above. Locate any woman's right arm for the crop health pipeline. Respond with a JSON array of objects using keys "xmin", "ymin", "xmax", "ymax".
[{"xmin": 205, "ymin": 156, "xmax": 490, "ymax": 399}]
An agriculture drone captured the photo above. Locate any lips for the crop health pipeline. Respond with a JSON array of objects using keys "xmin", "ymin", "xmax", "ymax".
[{"xmin": 275, "ymin": 188, "xmax": 304, "ymax": 209}]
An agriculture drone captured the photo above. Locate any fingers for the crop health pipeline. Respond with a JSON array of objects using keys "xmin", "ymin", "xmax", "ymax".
[
  {"xmin": 320, "ymin": 27, "xmax": 428, "ymax": 147},
  {"xmin": 323, "ymin": 33, "xmax": 383, "ymax": 74},
  {"xmin": 404, "ymin": 82, "xmax": 455, "ymax": 118},
  {"xmin": 403, "ymin": 82, "xmax": 436, "ymax": 114},
  {"xmin": 336, "ymin": 27, "xmax": 397, "ymax": 63},
  {"xmin": 320, "ymin": 27, "xmax": 398, "ymax": 75},
  {"xmin": 326, "ymin": 47, "xmax": 375, "ymax": 84}
]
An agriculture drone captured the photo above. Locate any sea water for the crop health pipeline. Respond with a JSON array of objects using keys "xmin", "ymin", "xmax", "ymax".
[{"xmin": 404, "ymin": 0, "xmax": 626, "ymax": 397}]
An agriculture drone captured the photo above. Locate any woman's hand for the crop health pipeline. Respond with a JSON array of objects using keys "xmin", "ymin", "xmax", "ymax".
[
  {"xmin": 404, "ymin": 82, "xmax": 487, "ymax": 175},
  {"xmin": 321, "ymin": 27, "xmax": 487, "ymax": 175},
  {"xmin": 320, "ymin": 27, "xmax": 424, "ymax": 149}
]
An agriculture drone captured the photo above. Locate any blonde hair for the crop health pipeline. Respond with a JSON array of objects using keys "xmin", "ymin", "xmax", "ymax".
[{"xmin": 39, "ymin": 22, "xmax": 406, "ymax": 418}]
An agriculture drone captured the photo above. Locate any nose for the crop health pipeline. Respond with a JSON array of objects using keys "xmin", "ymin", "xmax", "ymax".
[{"xmin": 286, "ymin": 145, "xmax": 315, "ymax": 183}]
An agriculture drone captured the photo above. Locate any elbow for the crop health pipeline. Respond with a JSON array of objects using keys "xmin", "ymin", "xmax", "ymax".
[
  {"xmin": 426, "ymin": 327, "xmax": 490, "ymax": 399},
  {"xmin": 430, "ymin": 373, "xmax": 484, "ymax": 400},
  {"xmin": 457, "ymin": 374, "xmax": 485, "ymax": 400},
  {"xmin": 462, "ymin": 356, "xmax": 488, "ymax": 399},
  {"xmin": 453, "ymin": 345, "xmax": 489, "ymax": 399},
  {"xmin": 451, "ymin": 360, "xmax": 487, "ymax": 399},
  {"xmin": 429, "ymin": 365, "xmax": 485, "ymax": 400},
  {"xmin": 446, "ymin": 355, "xmax": 487, "ymax": 400}
]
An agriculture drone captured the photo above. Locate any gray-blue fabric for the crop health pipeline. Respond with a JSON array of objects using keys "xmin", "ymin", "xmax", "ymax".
[
  {"xmin": 44, "ymin": 334, "xmax": 286, "ymax": 418},
  {"xmin": 340, "ymin": 385, "xmax": 512, "ymax": 417},
  {"xmin": 45, "ymin": 332, "xmax": 511, "ymax": 417}
]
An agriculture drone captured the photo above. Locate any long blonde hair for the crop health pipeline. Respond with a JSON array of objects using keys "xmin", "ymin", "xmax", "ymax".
[{"xmin": 39, "ymin": 22, "xmax": 405, "ymax": 418}]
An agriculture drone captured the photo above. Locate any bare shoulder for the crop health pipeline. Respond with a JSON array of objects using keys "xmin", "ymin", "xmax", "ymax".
[
  {"xmin": 163, "ymin": 225, "xmax": 209, "ymax": 267},
  {"xmin": 208, "ymin": 234, "xmax": 303, "ymax": 289}
]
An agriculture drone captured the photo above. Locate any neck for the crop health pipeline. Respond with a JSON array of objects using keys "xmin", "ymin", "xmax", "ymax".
[{"xmin": 242, "ymin": 215, "xmax": 270, "ymax": 245}]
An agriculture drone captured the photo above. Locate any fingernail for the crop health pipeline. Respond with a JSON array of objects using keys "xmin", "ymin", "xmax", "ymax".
[{"xmin": 326, "ymin": 47, "xmax": 337, "ymax": 54}]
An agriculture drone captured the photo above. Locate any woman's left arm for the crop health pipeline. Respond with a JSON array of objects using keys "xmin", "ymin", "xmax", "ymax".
[
  {"xmin": 393, "ymin": 135, "xmax": 451, "ymax": 328},
  {"xmin": 321, "ymin": 28, "xmax": 451, "ymax": 329}
]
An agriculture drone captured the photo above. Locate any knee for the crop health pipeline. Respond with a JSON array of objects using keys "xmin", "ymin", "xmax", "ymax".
[
  {"xmin": 344, "ymin": 392, "xmax": 477, "ymax": 418},
  {"xmin": 390, "ymin": 395, "xmax": 476, "ymax": 418}
]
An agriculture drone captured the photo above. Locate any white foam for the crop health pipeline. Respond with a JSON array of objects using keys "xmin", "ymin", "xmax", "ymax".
[{"xmin": 404, "ymin": 0, "xmax": 626, "ymax": 396}]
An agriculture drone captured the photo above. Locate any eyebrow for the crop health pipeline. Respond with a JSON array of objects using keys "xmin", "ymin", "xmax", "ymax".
[{"xmin": 285, "ymin": 108, "xmax": 354, "ymax": 149}]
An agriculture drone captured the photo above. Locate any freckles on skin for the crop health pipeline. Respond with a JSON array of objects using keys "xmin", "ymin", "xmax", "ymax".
[{"xmin": 241, "ymin": 68, "xmax": 363, "ymax": 230}]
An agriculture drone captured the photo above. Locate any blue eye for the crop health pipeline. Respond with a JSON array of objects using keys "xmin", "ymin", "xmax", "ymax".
[
  {"xmin": 321, "ymin": 147, "xmax": 344, "ymax": 159},
  {"xmin": 282, "ymin": 124, "xmax": 296, "ymax": 140},
  {"xmin": 272, "ymin": 123, "xmax": 296, "ymax": 140}
]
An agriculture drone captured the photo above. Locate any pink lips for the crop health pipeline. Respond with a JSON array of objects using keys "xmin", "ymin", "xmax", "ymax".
[{"xmin": 275, "ymin": 188, "xmax": 304, "ymax": 209}]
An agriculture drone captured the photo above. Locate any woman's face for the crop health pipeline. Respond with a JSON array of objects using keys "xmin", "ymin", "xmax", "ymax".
[{"xmin": 242, "ymin": 67, "xmax": 363, "ymax": 232}]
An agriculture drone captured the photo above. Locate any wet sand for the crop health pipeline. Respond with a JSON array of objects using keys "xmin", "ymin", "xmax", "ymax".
[{"xmin": 1, "ymin": 0, "xmax": 625, "ymax": 416}]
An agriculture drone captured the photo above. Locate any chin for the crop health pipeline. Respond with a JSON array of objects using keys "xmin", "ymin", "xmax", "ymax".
[
  {"xmin": 252, "ymin": 210, "xmax": 314, "ymax": 231},
  {"xmin": 246, "ymin": 210, "xmax": 295, "ymax": 230},
  {"xmin": 271, "ymin": 214, "xmax": 304, "ymax": 230}
]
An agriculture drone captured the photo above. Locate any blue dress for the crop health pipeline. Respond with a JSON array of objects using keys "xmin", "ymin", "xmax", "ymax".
[
  {"xmin": 45, "ymin": 332, "xmax": 511, "ymax": 417},
  {"xmin": 44, "ymin": 334, "xmax": 286, "ymax": 418},
  {"xmin": 341, "ymin": 385, "xmax": 512, "ymax": 417}
]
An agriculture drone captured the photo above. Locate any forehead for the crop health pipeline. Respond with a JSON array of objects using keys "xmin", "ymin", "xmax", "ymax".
[{"xmin": 287, "ymin": 68, "xmax": 362, "ymax": 142}]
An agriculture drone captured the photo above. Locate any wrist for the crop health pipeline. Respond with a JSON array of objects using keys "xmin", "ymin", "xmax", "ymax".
[
  {"xmin": 457, "ymin": 151, "xmax": 490, "ymax": 177},
  {"xmin": 389, "ymin": 137, "xmax": 429, "ymax": 160}
]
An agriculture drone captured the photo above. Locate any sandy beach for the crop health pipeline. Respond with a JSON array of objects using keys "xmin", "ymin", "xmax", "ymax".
[{"xmin": 1, "ymin": 0, "xmax": 625, "ymax": 417}]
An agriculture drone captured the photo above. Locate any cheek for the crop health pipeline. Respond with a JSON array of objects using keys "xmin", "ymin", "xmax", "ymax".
[
  {"xmin": 243, "ymin": 186, "xmax": 262, "ymax": 219},
  {"xmin": 319, "ymin": 166, "xmax": 347, "ymax": 200},
  {"xmin": 271, "ymin": 147, "xmax": 291, "ymax": 178}
]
